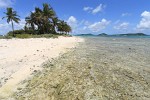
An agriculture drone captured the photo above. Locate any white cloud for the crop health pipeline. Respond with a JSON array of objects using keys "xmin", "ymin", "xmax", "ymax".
[
  {"xmin": 92, "ymin": 4, "xmax": 105, "ymax": 14},
  {"xmin": 67, "ymin": 16, "xmax": 77, "ymax": 28},
  {"xmin": 88, "ymin": 19, "xmax": 110, "ymax": 32},
  {"xmin": 137, "ymin": 11, "xmax": 150, "ymax": 30},
  {"xmin": 0, "ymin": 0, "xmax": 15, "ymax": 8},
  {"xmin": 0, "ymin": 19, "xmax": 25, "ymax": 35},
  {"xmin": 114, "ymin": 22, "xmax": 129, "ymax": 30},
  {"xmin": 83, "ymin": 7, "xmax": 93, "ymax": 12},
  {"xmin": 83, "ymin": 4, "xmax": 105, "ymax": 14},
  {"xmin": 67, "ymin": 16, "xmax": 78, "ymax": 33},
  {"xmin": 84, "ymin": 21, "xmax": 90, "ymax": 26},
  {"xmin": 15, "ymin": 19, "xmax": 26, "ymax": 29},
  {"xmin": 121, "ymin": 13, "xmax": 131, "ymax": 17}
]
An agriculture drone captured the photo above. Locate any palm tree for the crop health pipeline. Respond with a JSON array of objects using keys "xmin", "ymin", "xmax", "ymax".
[
  {"xmin": 2, "ymin": 7, "xmax": 20, "ymax": 37},
  {"xmin": 57, "ymin": 20, "xmax": 72, "ymax": 34},
  {"xmin": 24, "ymin": 3, "xmax": 71, "ymax": 35},
  {"xmin": 65, "ymin": 24, "xmax": 72, "ymax": 34},
  {"xmin": 43, "ymin": 3, "xmax": 56, "ymax": 33},
  {"xmin": 52, "ymin": 17, "xmax": 59, "ymax": 33},
  {"xmin": 25, "ymin": 12, "xmax": 35, "ymax": 31}
]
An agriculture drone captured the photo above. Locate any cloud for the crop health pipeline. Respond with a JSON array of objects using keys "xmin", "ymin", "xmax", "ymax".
[
  {"xmin": 67, "ymin": 16, "xmax": 77, "ymax": 28},
  {"xmin": 0, "ymin": 0, "xmax": 15, "ymax": 8},
  {"xmin": 88, "ymin": 19, "xmax": 110, "ymax": 32},
  {"xmin": 83, "ymin": 7, "xmax": 93, "ymax": 12},
  {"xmin": 84, "ymin": 21, "xmax": 90, "ymax": 26},
  {"xmin": 137, "ymin": 11, "xmax": 150, "ymax": 30},
  {"xmin": 114, "ymin": 22, "xmax": 129, "ymax": 30},
  {"xmin": 67, "ymin": 16, "xmax": 78, "ymax": 33},
  {"xmin": 121, "ymin": 13, "xmax": 131, "ymax": 17},
  {"xmin": 92, "ymin": 4, "xmax": 105, "ymax": 14},
  {"xmin": 83, "ymin": 4, "xmax": 105, "ymax": 14},
  {"xmin": 66, "ymin": 17, "xmax": 110, "ymax": 34},
  {"xmin": 0, "ymin": 19, "xmax": 25, "ymax": 35}
]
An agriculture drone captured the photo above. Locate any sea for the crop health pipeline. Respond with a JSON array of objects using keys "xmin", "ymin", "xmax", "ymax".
[
  {"xmin": 14, "ymin": 35, "xmax": 150, "ymax": 99},
  {"xmin": 66, "ymin": 35, "xmax": 150, "ymax": 99}
]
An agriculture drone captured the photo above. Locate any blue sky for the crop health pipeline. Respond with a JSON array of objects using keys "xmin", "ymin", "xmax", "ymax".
[{"xmin": 0, "ymin": 0, "xmax": 150, "ymax": 35}]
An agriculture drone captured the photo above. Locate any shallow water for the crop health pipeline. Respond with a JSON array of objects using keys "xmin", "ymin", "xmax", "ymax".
[{"xmin": 14, "ymin": 36, "xmax": 150, "ymax": 100}]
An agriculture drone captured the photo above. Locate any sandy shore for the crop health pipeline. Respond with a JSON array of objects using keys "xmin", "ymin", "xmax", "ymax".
[{"xmin": 0, "ymin": 36, "xmax": 84, "ymax": 98}]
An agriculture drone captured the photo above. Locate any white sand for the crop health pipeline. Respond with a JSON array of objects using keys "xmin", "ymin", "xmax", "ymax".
[{"xmin": 0, "ymin": 36, "xmax": 84, "ymax": 98}]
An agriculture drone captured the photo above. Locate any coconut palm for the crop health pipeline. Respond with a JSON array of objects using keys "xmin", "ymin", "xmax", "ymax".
[
  {"xmin": 2, "ymin": 7, "xmax": 20, "ymax": 37},
  {"xmin": 43, "ymin": 3, "xmax": 56, "ymax": 19},
  {"xmin": 58, "ymin": 20, "xmax": 72, "ymax": 34},
  {"xmin": 52, "ymin": 17, "xmax": 59, "ymax": 33},
  {"xmin": 24, "ymin": 3, "xmax": 71, "ymax": 35},
  {"xmin": 43, "ymin": 3, "xmax": 56, "ymax": 33},
  {"xmin": 65, "ymin": 24, "xmax": 72, "ymax": 34}
]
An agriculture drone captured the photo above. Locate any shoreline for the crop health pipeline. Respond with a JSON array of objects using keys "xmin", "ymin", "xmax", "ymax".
[{"xmin": 0, "ymin": 36, "xmax": 84, "ymax": 98}]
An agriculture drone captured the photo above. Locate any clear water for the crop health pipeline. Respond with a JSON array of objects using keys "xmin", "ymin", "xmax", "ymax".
[{"xmin": 15, "ymin": 36, "xmax": 150, "ymax": 99}]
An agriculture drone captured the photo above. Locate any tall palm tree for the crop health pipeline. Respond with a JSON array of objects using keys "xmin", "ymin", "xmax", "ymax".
[
  {"xmin": 43, "ymin": 3, "xmax": 56, "ymax": 33},
  {"xmin": 43, "ymin": 3, "xmax": 56, "ymax": 19},
  {"xmin": 2, "ymin": 7, "xmax": 20, "ymax": 37}
]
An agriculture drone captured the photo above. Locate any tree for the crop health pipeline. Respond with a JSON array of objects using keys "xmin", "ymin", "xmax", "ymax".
[
  {"xmin": 24, "ymin": 3, "xmax": 72, "ymax": 35},
  {"xmin": 25, "ymin": 12, "xmax": 35, "ymax": 31},
  {"xmin": 52, "ymin": 17, "xmax": 59, "ymax": 33},
  {"xmin": 43, "ymin": 3, "xmax": 56, "ymax": 33},
  {"xmin": 2, "ymin": 7, "xmax": 20, "ymax": 37},
  {"xmin": 58, "ymin": 20, "xmax": 72, "ymax": 34}
]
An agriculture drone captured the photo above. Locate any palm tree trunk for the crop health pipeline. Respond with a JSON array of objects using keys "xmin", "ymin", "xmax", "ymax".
[
  {"xmin": 53, "ymin": 25, "xmax": 56, "ymax": 34},
  {"xmin": 11, "ymin": 20, "xmax": 15, "ymax": 37}
]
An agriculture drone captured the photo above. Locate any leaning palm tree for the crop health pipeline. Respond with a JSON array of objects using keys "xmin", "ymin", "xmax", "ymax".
[{"xmin": 2, "ymin": 7, "xmax": 20, "ymax": 37}]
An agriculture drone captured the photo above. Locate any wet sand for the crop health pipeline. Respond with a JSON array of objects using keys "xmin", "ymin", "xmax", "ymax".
[{"xmin": 0, "ymin": 36, "xmax": 84, "ymax": 98}]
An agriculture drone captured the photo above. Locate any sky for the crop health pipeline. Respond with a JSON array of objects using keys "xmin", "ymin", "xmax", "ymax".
[{"xmin": 0, "ymin": 0, "xmax": 150, "ymax": 35}]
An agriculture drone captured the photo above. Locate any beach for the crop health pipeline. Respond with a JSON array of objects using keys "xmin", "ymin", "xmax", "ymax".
[
  {"xmin": 13, "ymin": 36, "xmax": 150, "ymax": 100},
  {"xmin": 0, "ymin": 36, "xmax": 150, "ymax": 100},
  {"xmin": 0, "ymin": 36, "xmax": 84, "ymax": 98}
]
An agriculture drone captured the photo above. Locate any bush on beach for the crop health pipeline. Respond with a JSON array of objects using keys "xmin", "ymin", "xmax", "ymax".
[{"xmin": 3, "ymin": 29, "xmax": 71, "ymax": 39}]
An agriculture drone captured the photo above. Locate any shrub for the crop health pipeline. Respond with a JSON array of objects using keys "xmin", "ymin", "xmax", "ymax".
[
  {"xmin": 15, "ymin": 34, "xmax": 32, "ymax": 39},
  {"xmin": 5, "ymin": 29, "xmax": 69, "ymax": 39},
  {"xmin": 7, "ymin": 29, "xmax": 36, "ymax": 36},
  {"xmin": 0, "ymin": 35, "xmax": 3, "ymax": 39},
  {"xmin": 4, "ymin": 35, "xmax": 12, "ymax": 39}
]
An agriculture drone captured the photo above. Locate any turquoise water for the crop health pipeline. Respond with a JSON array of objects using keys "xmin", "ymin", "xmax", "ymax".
[
  {"xmin": 74, "ymin": 36, "xmax": 150, "ymax": 99},
  {"xmin": 107, "ymin": 35, "xmax": 150, "ymax": 38},
  {"xmin": 76, "ymin": 35, "xmax": 150, "ymax": 38}
]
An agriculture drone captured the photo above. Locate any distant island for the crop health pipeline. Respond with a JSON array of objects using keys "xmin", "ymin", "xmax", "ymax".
[
  {"xmin": 76, "ymin": 33, "xmax": 95, "ymax": 36},
  {"xmin": 76, "ymin": 33, "xmax": 148, "ymax": 37},
  {"xmin": 98, "ymin": 33, "xmax": 108, "ymax": 36},
  {"xmin": 112, "ymin": 33, "xmax": 148, "ymax": 36}
]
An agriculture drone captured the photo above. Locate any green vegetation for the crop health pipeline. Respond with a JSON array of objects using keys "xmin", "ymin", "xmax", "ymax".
[{"xmin": 2, "ymin": 3, "xmax": 72, "ymax": 38}]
